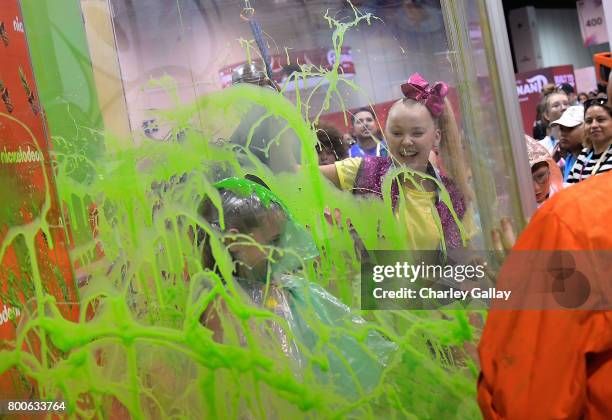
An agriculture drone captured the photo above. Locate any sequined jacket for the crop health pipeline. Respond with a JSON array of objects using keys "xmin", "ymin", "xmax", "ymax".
[{"xmin": 352, "ymin": 156, "xmax": 465, "ymax": 249}]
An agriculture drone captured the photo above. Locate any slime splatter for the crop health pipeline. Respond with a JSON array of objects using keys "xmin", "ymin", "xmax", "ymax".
[{"xmin": 0, "ymin": 5, "xmax": 481, "ymax": 419}]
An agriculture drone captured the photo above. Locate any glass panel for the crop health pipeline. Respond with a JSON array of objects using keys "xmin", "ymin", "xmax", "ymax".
[
  {"xmin": 1, "ymin": 0, "xmax": 531, "ymax": 417},
  {"xmin": 442, "ymin": 0, "xmax": 534, "ymax": 248}
]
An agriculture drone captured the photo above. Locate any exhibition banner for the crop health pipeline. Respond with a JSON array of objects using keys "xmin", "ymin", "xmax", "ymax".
[
  {"xmin": 577, "ymin": 0, "xmax": 609, "ymax": 47},
  {"xmin": 515, "ymin": 65, "xmax": 575, "ymax": 134}
]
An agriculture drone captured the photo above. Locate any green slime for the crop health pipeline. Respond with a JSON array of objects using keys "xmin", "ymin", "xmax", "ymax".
[{"xmin": 0, "ymin": 6, "xmax": 480, "ymax": 419}]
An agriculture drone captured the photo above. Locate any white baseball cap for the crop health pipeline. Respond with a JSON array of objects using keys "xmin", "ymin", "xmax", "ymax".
[{"xmin": 551, "ymin": 105, "xmax": 584, "ymax": 128}]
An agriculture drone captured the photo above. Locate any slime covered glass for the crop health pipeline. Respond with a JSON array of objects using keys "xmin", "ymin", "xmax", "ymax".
[{"xmin": 0, "ymin": 0, "xmax": 533, "ymax": 418}]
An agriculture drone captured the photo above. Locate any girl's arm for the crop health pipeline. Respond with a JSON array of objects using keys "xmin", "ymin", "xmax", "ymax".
[{"xmin": 320, "ymin": 163, "xmax": 341, "ymax": 188}]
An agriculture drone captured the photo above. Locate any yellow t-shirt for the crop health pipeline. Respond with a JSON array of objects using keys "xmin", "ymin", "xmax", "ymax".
[{"xmin": 334, "ymin": 158, "xmax": 441, "ymax": 249}]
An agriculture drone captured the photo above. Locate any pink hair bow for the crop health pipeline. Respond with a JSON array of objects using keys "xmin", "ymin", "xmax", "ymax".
[{"xmin": 400, "ymin": 73, "xmax": 448, "ymax": 117}]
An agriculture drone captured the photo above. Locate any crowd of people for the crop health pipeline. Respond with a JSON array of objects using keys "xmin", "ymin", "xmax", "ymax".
[
  {"xmin": 528, "ymin": 81, "xmax": 612, "ymax": 206},
  {"xmin": 314, "ymin": 106, "xmax": 387, "ymax": 165}
]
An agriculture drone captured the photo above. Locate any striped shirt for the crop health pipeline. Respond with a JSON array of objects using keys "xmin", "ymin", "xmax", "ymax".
[{"xmin": 566, "ymin": 145, "xmax": 612, "ymax": 184}]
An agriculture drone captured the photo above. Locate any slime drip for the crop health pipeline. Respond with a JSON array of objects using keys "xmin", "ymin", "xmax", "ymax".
[{"xmin": 0, "ymin": 5, "xmax": 480, "ymax": 419}]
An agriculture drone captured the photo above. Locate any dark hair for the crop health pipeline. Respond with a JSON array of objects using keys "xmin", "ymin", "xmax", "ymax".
[
  {"xmin": 597, "ymin": 84, "xmax": 607, "ymax": 94},
  {"xmin": 541, "ymin": 83, "xmax": 557, "ymax": 96},
  {"xmin": 534, "ymin": 101, "xmax": 546, "ymax": 121},
  {"xmin": 197, "ymin": 188, "xmax": 283, "ymax": 272},
  {"xmin": 584, "ymin": 96, "xmax": 611, "ymax": 114},
  {"xmin": 351, "ymin": 107, "xmax": 376, "ymax": 125},
  {"xmin": 558, "ymin": 83, "xmax": 575, "ymax": 95},
  {"xmin": 314, "ymin": 122, "xmax": 348, "ymax": 160}
]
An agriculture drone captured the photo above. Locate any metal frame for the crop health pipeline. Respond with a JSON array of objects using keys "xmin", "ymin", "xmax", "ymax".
[
  {"xmin": 442, "ymin": 0, "xmax": 537, "ymax": 244},
  {"xmin": 481, "ymin": 0, "xmax": 537, "ymax": 221}
]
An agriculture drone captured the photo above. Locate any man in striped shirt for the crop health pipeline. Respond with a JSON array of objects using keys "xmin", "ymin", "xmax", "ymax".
[{"xmin": 566, "ymin": 98, "xmax": 612, "ymax": 184}]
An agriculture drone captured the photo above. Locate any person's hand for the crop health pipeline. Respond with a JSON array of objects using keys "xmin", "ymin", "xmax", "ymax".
[
  {"xmin": 323, "ymin": 206, "xmax": 365, "ymax": 257},
  {"xmin": 323, "ymin": 207, "xmax": 346, "ymax": 227},
  {"xmin": 491, "ymin": 217, "xmax": 516, "ymax": 252}
]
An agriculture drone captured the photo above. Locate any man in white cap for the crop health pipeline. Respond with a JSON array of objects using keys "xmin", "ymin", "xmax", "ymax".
[{"xmin": 550, "ymin": 105, "xmax": 585, "ymax": 182}]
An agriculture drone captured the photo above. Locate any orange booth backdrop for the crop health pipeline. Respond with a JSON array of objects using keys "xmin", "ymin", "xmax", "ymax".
[{"xmin": 0, "ymin": 0, "xmax": 78, "ymax": 398}]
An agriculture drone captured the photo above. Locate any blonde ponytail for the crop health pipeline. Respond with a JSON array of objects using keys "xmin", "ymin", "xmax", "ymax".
[{"xmin": 437, "ymin": 98, "xmax": 473, "ymax": 206}]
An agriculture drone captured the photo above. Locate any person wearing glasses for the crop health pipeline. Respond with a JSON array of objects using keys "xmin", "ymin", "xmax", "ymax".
[
  {"xmin": 526, "ymin": 135, "xmax": 563, "ymax": 206},
  {"xmin": 566, "ymin": 97, "xmax": 612, "ymax": 184},
  {"xmin": 538, "ymin": 91, "xmax": 570, "ymax": 162},
  {"xmin": 549, "ymin": 106, "xmax": 585, "ymax": 182}
]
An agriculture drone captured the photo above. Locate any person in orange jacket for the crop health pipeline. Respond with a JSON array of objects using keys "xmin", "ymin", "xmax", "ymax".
[{"xmin": 478, "ymin": 171, "xmax": 612, "ymax": 419}]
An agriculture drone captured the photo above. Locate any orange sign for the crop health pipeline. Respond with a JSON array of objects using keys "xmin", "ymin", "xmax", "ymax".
[{"xmin": 0, "ymin": 0, "xmax": 77, "ymax": 398}]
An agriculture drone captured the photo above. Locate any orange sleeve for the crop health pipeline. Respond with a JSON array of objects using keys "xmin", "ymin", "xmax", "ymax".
[{"xmin": 478, "ymin": 205, "xmax": 592, "ymax": 419}]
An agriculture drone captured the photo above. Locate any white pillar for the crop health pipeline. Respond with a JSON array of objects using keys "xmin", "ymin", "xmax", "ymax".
[{"xmin": 603, "ymin": 0, "xmax": 612, "ymax": 48}]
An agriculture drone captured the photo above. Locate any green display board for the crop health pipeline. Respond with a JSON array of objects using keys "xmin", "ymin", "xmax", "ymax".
[{"xmin": 21, "ymin": 0, "xmax": 105, "ymax": 182}]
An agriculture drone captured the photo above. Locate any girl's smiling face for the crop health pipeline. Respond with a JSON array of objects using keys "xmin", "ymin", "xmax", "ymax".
[{"xmin": 385, "ymin": 100, "xmax": 440, "ymax": 172}]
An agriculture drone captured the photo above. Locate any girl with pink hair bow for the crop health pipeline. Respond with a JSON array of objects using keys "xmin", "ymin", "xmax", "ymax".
[{"xmin": 320, "ymin": 73, "xmax": 472, "ymax": 250}]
